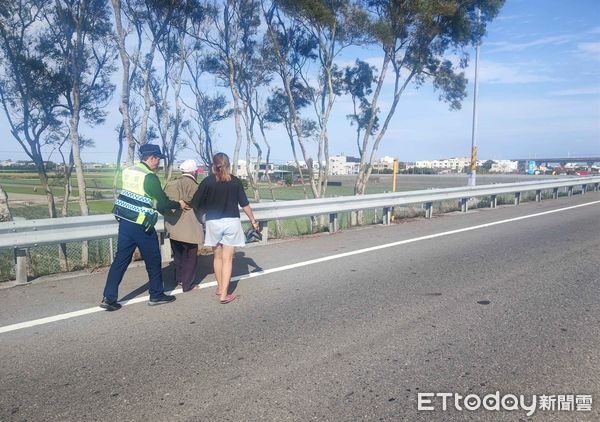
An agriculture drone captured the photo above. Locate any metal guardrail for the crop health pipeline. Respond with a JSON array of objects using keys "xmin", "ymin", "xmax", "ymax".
[{"xmin": 1, "ymin": 176, "xmax": 599, "ymax": 283}]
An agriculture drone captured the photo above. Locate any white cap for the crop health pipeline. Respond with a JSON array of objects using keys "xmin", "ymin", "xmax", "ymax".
[{"xmin": 179, "ymin": 159, "xmax": 198, "ymax": 173}]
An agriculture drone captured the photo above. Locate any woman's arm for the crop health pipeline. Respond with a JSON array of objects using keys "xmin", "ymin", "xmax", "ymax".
[{"xmin": 242, "ymin": 205, "xmax": 259, "ymax": 230}]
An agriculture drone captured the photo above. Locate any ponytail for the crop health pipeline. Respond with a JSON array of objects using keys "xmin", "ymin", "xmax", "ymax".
[{"xmin": 212, "ymin": 152, "xmax": 231, "ymax": 182}]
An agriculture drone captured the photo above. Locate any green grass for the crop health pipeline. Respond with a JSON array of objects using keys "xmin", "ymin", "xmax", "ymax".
[
  {"xmin": 10, "ymin": 200, "xmax": 115, "ymax": 220},
  {"xmin": 249, "ymin": 183, "xmax": 400, "ymax": 202}
]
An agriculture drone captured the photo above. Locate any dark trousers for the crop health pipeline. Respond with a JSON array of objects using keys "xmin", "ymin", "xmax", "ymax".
[
  {"xmin": 103, "ymin": 219, "xmax": 164, "ymax": 301},
  {"xmin": 170, "ymin": 239, "xmax": 198, "ymax": 291}
]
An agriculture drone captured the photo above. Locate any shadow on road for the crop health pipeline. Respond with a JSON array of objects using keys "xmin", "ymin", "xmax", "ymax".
[{"xmin": 118, "ymin": 252, "xmax": 262, "ymax": 299}]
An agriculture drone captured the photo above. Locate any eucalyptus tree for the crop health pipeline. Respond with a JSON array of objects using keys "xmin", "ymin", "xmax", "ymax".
[
  {"xmin": 150, "ymin": 0, "xmax": 207, "ymax": 180},
  {"xmin": 183, "ymin": 34, "xmax": 233, "ymax": 168},
  {"xmin": 111, "ymin": 0, "xmax": 186, "ymax": 164},
  {"xmin": 111, "ymin": 0, "xmax": 142, "ymax": 163},
  {"xmin": 44, "ymin": 0, "xmax": 116, "ymax": 218},
  {"xmin": 196, "ymin": 0, "xmax": 252, "ymax": 176},
  {"xmin": 0, "ymin": 0, "xmax": 63, "ymax": 218},
  {"xmin": 353, "ymin": 0, "xmax": 505, "ymax": 195},
  {"xmin": 233, "ymin": 0, "xmax": 272, "ymax": 200},
  {"xmin": 264, "ymin": 85, "xmax": 315, "ymax": 199},
  {"xmin": 182, "ymin": 89, "xmax": 232, "ymax": 167},
  {"xmin": 342, "ymin": 59, "xmax": 379, "ymax": 157},
  {"xmin": 0, "ymin": 0, "xmax": 73, "ymax": 269},
  {"xmin": 263, "ymin": 0, "xmax": 369, "ymax": 199},
  {"xmin": 262, "ymin": 1, "xmax": 319, "ymax": 197},
  {"xmin": 40, "ymin": 0, "xmax": 116, "ymax": 265}
]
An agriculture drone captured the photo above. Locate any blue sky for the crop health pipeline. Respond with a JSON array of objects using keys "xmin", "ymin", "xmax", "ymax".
[{"xmin": 1, "ymin": 0, "xmax": 599, "ymax": 164}]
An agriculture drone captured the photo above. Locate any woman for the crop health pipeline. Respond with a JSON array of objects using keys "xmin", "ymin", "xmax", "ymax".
[
  {"xmin": 191, "ymin": 153, "xmax": 259, "ymax": 304},
  {"xmin": 163, "ymin": 159, "xmax": 205, "ymax": 292}
]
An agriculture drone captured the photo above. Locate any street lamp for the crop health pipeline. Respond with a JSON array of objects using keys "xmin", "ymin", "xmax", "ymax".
[{"xmin": 468, "ymin": 6, "xmax": 481, "ymax": 187}]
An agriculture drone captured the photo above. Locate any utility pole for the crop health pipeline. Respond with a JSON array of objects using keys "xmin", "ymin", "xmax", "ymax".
[
  {"xmin": 392, "ymin": 159, "xmax": 399, "ymax": 192},
  {"xmin": 468, "ymin": 6, "xmax": 481, "ymax": 187}
]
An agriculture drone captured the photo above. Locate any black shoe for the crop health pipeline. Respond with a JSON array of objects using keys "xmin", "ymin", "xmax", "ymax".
[
  {"xmin": 100, "ymin": 298, "xmax": 122, "ymax": 311},
  {"xmin": 148, "ymin": 293, "xmax": 176, "ymax": 306}
]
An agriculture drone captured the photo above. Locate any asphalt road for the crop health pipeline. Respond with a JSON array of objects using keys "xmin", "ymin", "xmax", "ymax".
[{"xmin": 1, "ymin": 193, "xmax": 599, "ymax": 421}]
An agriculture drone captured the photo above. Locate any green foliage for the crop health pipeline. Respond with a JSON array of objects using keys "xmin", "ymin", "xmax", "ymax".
[
  {"xmin": 402, "ymin": 167, "xmax": 436, "ymax": 175},
  {"xmin": 366, "ymin": 0, "xmax": 505, "ymax": 110}
]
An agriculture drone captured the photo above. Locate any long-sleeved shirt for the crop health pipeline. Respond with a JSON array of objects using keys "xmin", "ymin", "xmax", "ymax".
[
  {"xmin": 191, "ymin": 174, "xmax": 249, "ymax": 221},
  {"xmin": 140, "ymin": 162, "xmax": 181, "ymax": 213}
]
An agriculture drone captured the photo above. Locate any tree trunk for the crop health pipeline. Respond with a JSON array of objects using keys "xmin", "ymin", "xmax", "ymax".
[
  {"xmin": 113, "ymin": 125, "xmax": 124, "ymax": 198},
  {"xmin": 0, "ymin": 184, "xmax": 12, "ymax": 222},
  {"xmin": 60, "ymin": 148, "xmax": 74, "ymax": 218},
  {"xmin": 227, "ymin": 58, "xmax": 243, "ymax": 176},
  {"xmin": 70, "ymin": 106, "xmax": 89, "ymax": 268},
  {"xmin": 35, "ymin": 162, "xmax": 68, "ymax": 271},
  {"xmin": 138, "ymin": 41, "xmax": 158, "ymax": 146},
  {"xmin": 241, "ymin": 104, "xmax": 261, "ymax": 201},
  {"xmin": 111, "ymin": 0, "xmax": 136, "ymax": 165}
]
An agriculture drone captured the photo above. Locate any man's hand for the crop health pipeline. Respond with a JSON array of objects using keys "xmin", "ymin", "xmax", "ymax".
[{"xmin": 179, "ymin": 200, "xmax": 191, "ymax": 210}]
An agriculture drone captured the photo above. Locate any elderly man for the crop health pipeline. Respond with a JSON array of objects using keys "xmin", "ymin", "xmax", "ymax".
[
  {"xmin": 100, "ymin": 144, "xmax": 190, "ymax": 311},
  {"xmin": 164, "ymin": 159, "xmax": 205, "ymax": 292}
]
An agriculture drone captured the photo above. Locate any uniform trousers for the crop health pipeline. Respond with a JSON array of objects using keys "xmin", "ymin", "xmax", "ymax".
[{"xmin": 103, "ymin": 219, "xmax": 164, "ymax": 301}]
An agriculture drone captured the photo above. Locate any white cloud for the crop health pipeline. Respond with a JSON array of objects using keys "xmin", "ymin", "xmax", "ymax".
[
  {"xmin": 486, "ymin": 34, "xmax": 573, "ymax": 52},
  {"xmin": 549, "ymin": 87, "xmax": 600, "ymax": 96},
  {"xmin": 475, "ymin": 60, "xmax": 556, "ymax": 84},
  {"xmin": 577, "ymin": 42, "xmax": 600, "ymax": 56}
]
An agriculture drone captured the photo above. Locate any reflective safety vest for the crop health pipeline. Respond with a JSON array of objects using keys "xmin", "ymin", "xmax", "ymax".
[{"xmin": 112, "ymin": 163, "xmax": 158, "ymax": 228}]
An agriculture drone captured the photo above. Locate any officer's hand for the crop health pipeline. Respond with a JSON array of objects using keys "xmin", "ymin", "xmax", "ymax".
[{"xmin": 179, "ymin": 200, "xmax": 191, "ymax": 211}]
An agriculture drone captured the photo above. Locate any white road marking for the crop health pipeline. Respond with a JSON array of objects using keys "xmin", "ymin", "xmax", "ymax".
[{"xmin": 1, "ymin": 200, "xmax": 599, "ymax": 335}]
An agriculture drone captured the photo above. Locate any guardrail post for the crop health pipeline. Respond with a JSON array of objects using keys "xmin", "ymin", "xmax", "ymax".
[
  {"xmin": 568, "ymin": 186, "xmax": 573, "ymax": 197},
  {"xmin": 425, "ymin": 202, "xmax": 433, "ymax": 218},
  {"xmin": 490, "ymin": 195, "xmax": 497, "ymax": 208},
  {"xmin": 460, "ymin": 198, "xmax": 468, "ymax": 212},
  {"xmin": 159, "ymin": 232, "xmax": 172, "ymax": 263},
  {"xmin": 535, "ymin": 190, "xmax": 541, "ymax": 202},
  {"xmin": 594, "ymin": 183, "xmax": 599, "ymax": 192},
  {"xmin": 383, "ymin": 207, "xmax": 391, "ymax": 225},
  {"xmin": 553, "ymin": 188, "xmax": 559, "ymax": 199},
  {"xmin": 514, "ymin": 192, "xmax": 521, "ymax": 205},
  {"xmin": 258, "ymin": 221, "xmax": 269, "ymax": 244},
  {"xmin": 581, "ymin": 184, "xmax": 587, "ymax": 195},
  {"xmin": 329, "ymin": 213, "xmax": 338, "ymax": 233},
  {"xmin": 14, "ymin": 248, "xmax": 28, "ymax": 284}
]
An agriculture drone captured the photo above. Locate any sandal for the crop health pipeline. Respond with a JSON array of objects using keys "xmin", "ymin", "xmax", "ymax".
[{"xmin": 220, "ymin": 294, "xmax": 236, "ymax": 304}]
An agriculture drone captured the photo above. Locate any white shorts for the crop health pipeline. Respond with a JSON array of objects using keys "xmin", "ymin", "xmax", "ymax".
[{"xmin": 204, "ymin": 218, "xmax": 246, "ymax": 247}]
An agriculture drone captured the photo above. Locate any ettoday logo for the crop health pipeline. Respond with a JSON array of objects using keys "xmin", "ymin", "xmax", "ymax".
[{"xmin": 417, "ymin": 392, "xmax": 592, "ymax": 416}]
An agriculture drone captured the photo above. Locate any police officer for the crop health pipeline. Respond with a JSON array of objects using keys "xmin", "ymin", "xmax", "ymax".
[{"xmin": 100, "ymin": 144, "xmax": 190, "ymax": 311}]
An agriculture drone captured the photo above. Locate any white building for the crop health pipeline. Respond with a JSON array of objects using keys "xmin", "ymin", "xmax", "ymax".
[
  {"xmin": 415, "ymin": 157, "xmax": 471, "ymax": 172},
  {"xmin": 329, "ymin": 155, "xmax": 360, "ymax": 175},
  {"xmin": 489, "ymin": 160, "xmax": 518, "ymax": 173},
  {"xmin": 371, "ymin": 155, "xmax": 397, "ymax": 172},
  {"xmin": 235, "ymin": 160, "xmax": 248, "ymax": 178},
  {"xmin": 286, "ymin": 160, "xmax": 324, "ymax": 171}
]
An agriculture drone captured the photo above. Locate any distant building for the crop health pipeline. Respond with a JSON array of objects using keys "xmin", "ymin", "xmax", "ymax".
[
  {"xmin": 285, "ymin": 160, "xmax": 323, "ymax": 171},
  {"xmin": 329, "ymin": 155, "xmax": 360, "ymax": 175},
  {"xmin": 235, "ymin": 160, "xmax": 248, "ymax": 178},
  {"xmin": 489, "ymin": 160, "xmax": 518, "ymax": 173},
  {"xmin": 371, "ymin": 155, "xmax": 397, "ymax": 172},
  {"xmin": 415, "ymin": 157, "xmax": 472, "ymax": 172}
]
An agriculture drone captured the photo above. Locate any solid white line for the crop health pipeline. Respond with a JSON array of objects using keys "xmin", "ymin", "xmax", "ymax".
[{"xmin": 1, "ymin": 199, "xmax": 598, "ymax": 335}]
